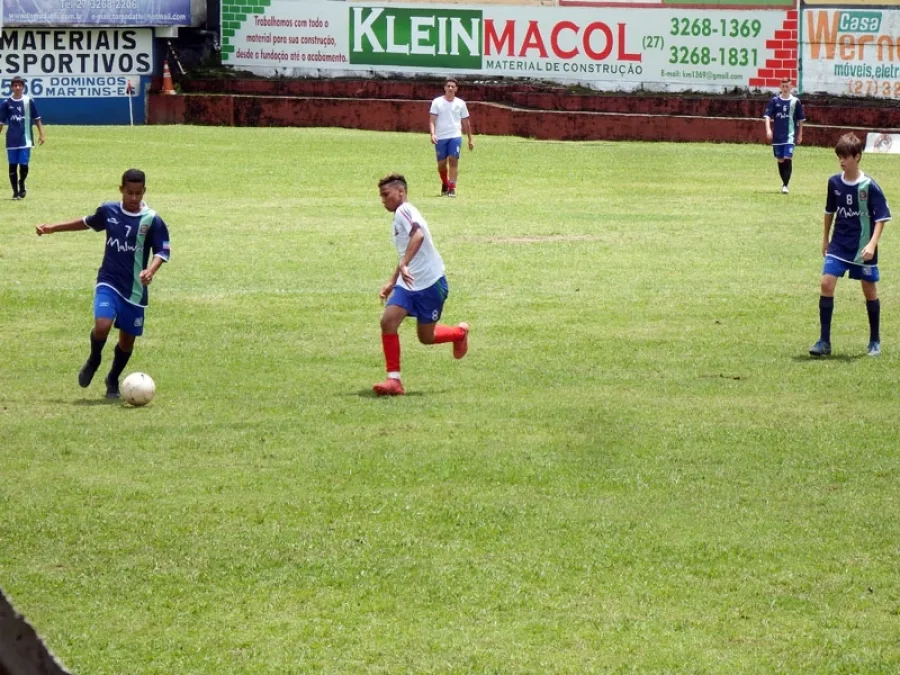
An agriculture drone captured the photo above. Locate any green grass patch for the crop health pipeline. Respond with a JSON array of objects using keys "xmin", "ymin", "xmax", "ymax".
[{"xmin": 1, "ymin": 127, "xmax": 898, "ymax": 674}]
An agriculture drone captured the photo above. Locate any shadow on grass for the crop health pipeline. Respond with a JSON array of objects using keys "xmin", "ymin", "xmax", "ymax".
[
  {"xmin": 353, "ymin": 389, "xmax": 433, "ymax": 398},
  {"xmin": 71, "ymin": 398, "xmax": 123, "ymax": 406},
  {"xmin": 792, "ymin": 354, "xmax": 867, "ymax": 363}
]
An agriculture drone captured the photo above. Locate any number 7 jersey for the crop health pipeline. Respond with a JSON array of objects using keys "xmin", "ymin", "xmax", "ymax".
[{"xmin": 85, "ymin": 201, "xmax": 171, "ymax": 307}]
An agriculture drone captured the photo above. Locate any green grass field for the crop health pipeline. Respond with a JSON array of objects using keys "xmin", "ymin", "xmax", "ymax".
[{"xmin": 1, "ymin": 127, "xmax": 898, "ymax": 674}]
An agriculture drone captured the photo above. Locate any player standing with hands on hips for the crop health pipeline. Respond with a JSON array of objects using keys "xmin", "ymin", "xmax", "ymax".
[
  {"xmin": 810, "ymin": 133, "xmax": 891, "ymax": 358},
  {"xmin": 373, "ymin": 174, "xmax": 469, "ymax": 396},
  {"xmin": 35, "ymin": 169, "xmax": 172, "ymax": 398},
  {"xmin": 763, "ymin": 77, "xmax": 804, "ymax": 194},
  {"xmin": 430, "ymin": 78, "xmax": 474, "ymax": 198}
]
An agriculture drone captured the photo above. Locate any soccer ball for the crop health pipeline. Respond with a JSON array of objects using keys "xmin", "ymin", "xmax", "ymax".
[{"xmin": 121, "ymin": 372, "xmax": 156, "ymax": 407}]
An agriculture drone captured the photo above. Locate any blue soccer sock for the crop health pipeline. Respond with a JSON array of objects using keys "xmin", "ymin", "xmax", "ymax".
[
  {"xmin": 866, "ymin": 299, "xmax": 880, "ymax": 343},
  {"xmin": 819, "ymin": 296, "xmax": 834, "ymax": 343}
]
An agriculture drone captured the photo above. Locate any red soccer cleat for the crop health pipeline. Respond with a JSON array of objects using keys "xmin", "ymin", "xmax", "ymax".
[
  {"xmin": 453, "ymin": 322, "xmax": 469, "ymax": 359},
  {"xmin": 373, "ymin": 378, "xmax": 405, "ymax": 396}
]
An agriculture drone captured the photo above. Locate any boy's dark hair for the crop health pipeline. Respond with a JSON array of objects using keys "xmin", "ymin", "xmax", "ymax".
[
  {"xmin": 780, "ymin": 77, "xmax": 791, "ymax": 84},
  {"xmin": 445, "ymin": 77, "xmax": 459, "ymax": 87},
  {"xmin": 378, "ymin": 173, "xmax": 407, "ymax": 191},
  {"xmin": 121, "ymin": 168, "xmax": 146, "ymax": 186},
  {"xmin": 835, "ymin": 133, "xmax": 864, "ymax": 158},
  {"xmin": 10, "ymin": 76, "xmax": 24, "ymax": 86}
]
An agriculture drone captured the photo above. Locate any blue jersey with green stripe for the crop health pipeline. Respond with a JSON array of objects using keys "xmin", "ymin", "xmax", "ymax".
[
  {"xmin": 825, "ymin": 172, "xmax": 891, "ymax": 266},
  {"xmin": 85, "ymin": 202, "xmax": 171, "ymax": 307},
  {"xmin": 763, "ymin": 95, "xmax": 804, "ymax": 146},
  {"xmin": 0, "ymin": 94, "xmax": 40, "ymax": 149}
]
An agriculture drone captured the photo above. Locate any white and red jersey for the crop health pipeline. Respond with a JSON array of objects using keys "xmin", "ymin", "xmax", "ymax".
[
  {"xmin": 429, "ymin": 95, "xmax": 469, "ymax": 140},
  {"xmin": 391, "ymin": 201, "xmax": 444, "ymax": 291}
]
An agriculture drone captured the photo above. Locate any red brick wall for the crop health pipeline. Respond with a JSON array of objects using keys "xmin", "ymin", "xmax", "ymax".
[{"xmin": 148, "ymin": 78, "xmax": 897, "ymax": 146}]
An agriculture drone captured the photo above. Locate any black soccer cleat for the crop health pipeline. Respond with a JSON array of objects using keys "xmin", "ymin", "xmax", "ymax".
[
  {"xmin": 808, "ymin": 340, "xmax": 831, "ymax": 357},
  {"xmin": 105, "ymin": 374, "xmax": 120, "ymax": 399},
  {"xmin": 78, "ymin": 359, "xmax": 99, "ymax": 388}
]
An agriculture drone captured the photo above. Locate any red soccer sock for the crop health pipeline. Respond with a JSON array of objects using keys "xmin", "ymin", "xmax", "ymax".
[
  {"xmin": 432, "ymin": 324, "xmax": 465, "ymax": 344},
  {"xmin": 438, "ymin": 167, "xmax": 449, "ymax": 187},
  {"xmin": 448, "ymin": 181, "xmax": 456, "ymax": 189},
  {"xmin": 381, "ymin": 333, "xmax": 401, "ymax": 373}
]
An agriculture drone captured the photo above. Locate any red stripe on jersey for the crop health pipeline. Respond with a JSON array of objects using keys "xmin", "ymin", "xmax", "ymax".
[{"xmin": 397, "ymin": 204, "xmax": 418, "ymax": 231}]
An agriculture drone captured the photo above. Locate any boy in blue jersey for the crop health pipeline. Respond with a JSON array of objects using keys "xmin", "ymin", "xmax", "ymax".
[
  {"xmin": 763, "ymin": 78, "xmax": 804, "ymax": 194},
  {"xmin": 35, "ymin": 169, "xmax": 171, "ymax": 398},
  {"xmin": 810, "ymin": 133, "xmax": 891, "ymax": 358},
  {"xmin": 0, "ymin": 76, "xmax": 46, "ymax": 200}
]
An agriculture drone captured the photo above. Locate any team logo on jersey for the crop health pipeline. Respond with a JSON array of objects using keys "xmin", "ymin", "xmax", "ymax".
[
  {"xmin": 106, "ymin": 236, "xmax": 138, "ymax": 252},
  {"xmin": 107, "ymin": 217, "xmax": 119, "ymax": 225},
  {"xmin": 139, "ymin": 224, "xmax": 150, "ymax": 235},
  {"xmin": 860, "ymin": 189, "xmax": 868, "ymax": 201}
]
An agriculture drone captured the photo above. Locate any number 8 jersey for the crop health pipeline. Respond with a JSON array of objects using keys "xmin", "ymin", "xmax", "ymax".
[{"xmin": 825, "ymin": 172, "xmax": 891, "ymax": 266}]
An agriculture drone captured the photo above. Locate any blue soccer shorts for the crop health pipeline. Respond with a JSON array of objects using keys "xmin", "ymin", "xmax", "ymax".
[
  {"xmin": 823, "ymin": 255, "xmax": 879, "ymax": 282},
  {"xmin": 94, "ymin": 285, "xmax": 146, "ymax": 336},
  {"xmin": 387, "ymin": 276, "xmax": 449, "ymax": 324},
  {"xmin": 435, "ymin": 137, "xmax": 462, "ymax": 161},
  {"xmin": 7, "ymin": 148, "xmax": 31, "ymax": 164},
  {"xmin": 773, "ymin": 144, "xmax": 795, "ymax": 160}
]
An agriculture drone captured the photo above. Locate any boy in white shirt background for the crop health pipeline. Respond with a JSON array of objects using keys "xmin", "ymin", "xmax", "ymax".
[{"xmin": 429, "ymin": 78, "xmax": 475, "ymax": 198}]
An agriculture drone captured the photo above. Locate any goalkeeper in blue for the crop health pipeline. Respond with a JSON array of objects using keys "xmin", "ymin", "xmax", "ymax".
[
  {"xmin": 36, "ymin": 169, "xmax": 171, "ymax": 398},
  {"xmin": 810, "ymin": 133, "xmax": 891, "ymax": 358}
]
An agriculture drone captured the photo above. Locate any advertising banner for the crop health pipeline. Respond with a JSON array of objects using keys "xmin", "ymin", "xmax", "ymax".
[
  {"xmin": 560, "ymin": 0, "xmax": 794, "ymax": 7},
  {"xmin": 0, "ymin": 28, "xmax": 152, "ymax": 124},
  {"xmin": 866, "ymin": 132, "xmax": 900, "ymax": 153},
  {"xmin": 222, "ymin": 1, "xmax": 794, "ymax": 93},
  {"xmin": 804, "ymin": 0, "xmax": 900, "ymax": 5},
  {"xmin": 2, "ymin": 0, "xmax": 191, "ymax": 27},
  {"xmin": 0, "ymin": 28, "xmax": 153, "ymax": 82},
  {"xmin": 802, "ymin": 6, "xmax": 900, "ymax": 98}
]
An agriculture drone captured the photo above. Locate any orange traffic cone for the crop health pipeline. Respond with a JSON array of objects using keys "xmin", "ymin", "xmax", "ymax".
[{"xmin": 161, "ymin": 60, "xmax": 175, "ymax": 95}]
